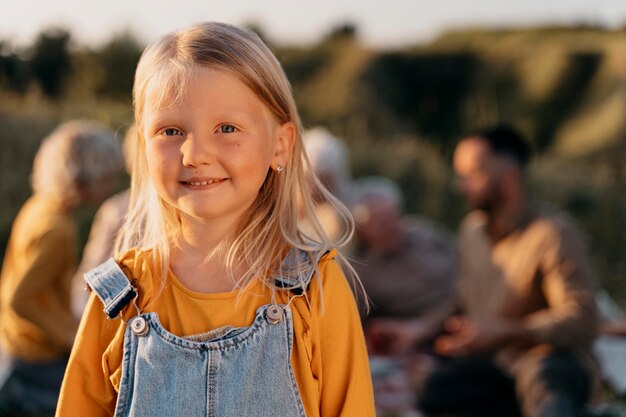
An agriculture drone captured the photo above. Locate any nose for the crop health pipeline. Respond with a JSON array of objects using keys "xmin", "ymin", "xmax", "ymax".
[{"xmin": 181, "ymin": 134, "xmax": 213, "ymax": 167}]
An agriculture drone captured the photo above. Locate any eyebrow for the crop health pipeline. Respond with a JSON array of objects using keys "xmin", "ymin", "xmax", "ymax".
[{"xmin": 144, "ymin": 115, "xmax": 180, "ymax": 136}]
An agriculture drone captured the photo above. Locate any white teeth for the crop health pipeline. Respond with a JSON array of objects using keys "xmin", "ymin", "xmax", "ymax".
[{"xmin": 187, "ymin": 180, "xmax": 220, "ymax": 186}]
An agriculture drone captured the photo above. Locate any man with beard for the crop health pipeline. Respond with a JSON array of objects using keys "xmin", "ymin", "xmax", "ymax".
[{"xmin": 418, "ymin": 125, "xmax": 598, "ymax": 417}]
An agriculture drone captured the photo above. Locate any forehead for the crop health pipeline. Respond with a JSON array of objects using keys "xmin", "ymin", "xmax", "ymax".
[
  {"xmin": 454, "ymin": 137, "xmax": 493, "ymax": 170},
  {"xmin": 142, "ymin": 65, "xmax": 272, "ymax": 121},
  {"xmin": 142, "ymin": 65, "xmax": 218, "ymax": 110}
]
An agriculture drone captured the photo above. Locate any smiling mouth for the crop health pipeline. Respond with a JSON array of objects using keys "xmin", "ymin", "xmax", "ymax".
[{"xmin": 180, "ymin": 179, "xmax": 226, "ymax": 186}]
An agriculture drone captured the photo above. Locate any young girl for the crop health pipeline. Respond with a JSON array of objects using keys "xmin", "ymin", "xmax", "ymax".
[{"xmin": 56, "ymin": 22, "xmax": 374, "ymax": 417}]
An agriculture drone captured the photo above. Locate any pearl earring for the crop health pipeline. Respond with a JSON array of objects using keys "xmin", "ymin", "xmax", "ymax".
[{"xmin": 276, "ymin": 164, "xmax": 283, "ymax": 174}]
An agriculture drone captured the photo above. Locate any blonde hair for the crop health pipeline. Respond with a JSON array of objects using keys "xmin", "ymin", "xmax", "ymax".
[
  {"xmin": 31, "ymin": 120, "xmax": 122, "ymax": 206},
  {"xmin": 117, "ymin": 22, "xmax": 363, "ymax": 301},
  {"xmin": 122, "ymin": 124, "xmax": 137, "ymax": 174}
]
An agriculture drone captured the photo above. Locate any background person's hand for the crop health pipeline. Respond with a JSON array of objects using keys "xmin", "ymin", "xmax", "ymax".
[
  {"xmin": 434, "ymin": 316, "xmax": 522, "ymax": 356},
  {"xmin": 366, "ymin": 318, "xmax": 433, "ymax": 355}
]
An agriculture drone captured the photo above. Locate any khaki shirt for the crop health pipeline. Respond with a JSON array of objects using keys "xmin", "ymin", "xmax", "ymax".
[{"xmin": 457, "ymin": 209, "xmax": 598, "ymax": 375}]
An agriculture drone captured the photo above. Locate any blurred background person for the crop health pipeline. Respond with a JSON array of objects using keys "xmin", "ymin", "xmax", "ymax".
[
  {"xmin": 418, "ymin": 125, "xmax": 598, "ymax": 417},
  {"xmin": 304, "ymin": 126, "xmax": 353, "ymax": 204},
  {"xmin": 352, "ymin": 176, "xmax": 456, "ymax": 352},
  {"xmin": 300, "ymin": 126, "xmax": 354, "ymax": 244},
  {"xmin": 351, "ymin": 176, "xmax": 456, "ymax": 416},
  {"xmin": 70, "ymin": 124, "xmax": 135, "ymax": 316},
  {"xmin": 0, "ymin": 120, "xmax": 122, "ymax": 416}
]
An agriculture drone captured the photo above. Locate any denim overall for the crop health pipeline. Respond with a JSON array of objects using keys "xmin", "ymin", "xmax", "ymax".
[{"xmin": 85, "ymin": 249, "xmax": 321, "ymax": 417}]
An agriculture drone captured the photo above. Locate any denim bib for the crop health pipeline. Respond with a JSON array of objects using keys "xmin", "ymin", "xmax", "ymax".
[{"xmin": 85, "ymin": 249, "xmax": 322, "ymax": 417}]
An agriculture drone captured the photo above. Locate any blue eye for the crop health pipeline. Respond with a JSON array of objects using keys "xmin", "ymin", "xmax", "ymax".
[
  {"xmin": 218, "ymin": 125, "xmax": 237, "ymax": 134},
  {"xmin": 163, "ymin": 128, "xmax": 182, "ymax": 136}
]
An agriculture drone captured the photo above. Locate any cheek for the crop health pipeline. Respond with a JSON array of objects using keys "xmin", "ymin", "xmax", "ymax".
[
  {"xmin": 146, "ymin": 144, "xmax": 177, "ymax": 175},
  {"xmin": 145, "ymin": 150, "xmax": 162, "ymax": 180},
  {"xmin": 468, "ymin": 175, "xmax": 489, "ymax": 194},
  {"xmin": 144, "ymin": 148, "xmax": 181, "ymax": 200},
  {"xmin": 230, "ymin": 147, "xmax": 271, "ymax": 179}
]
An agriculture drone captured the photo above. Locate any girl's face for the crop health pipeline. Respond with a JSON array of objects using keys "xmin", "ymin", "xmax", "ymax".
[{"xmin": 142, "ymin": 67, "xmax": 293, "ymax": 229}]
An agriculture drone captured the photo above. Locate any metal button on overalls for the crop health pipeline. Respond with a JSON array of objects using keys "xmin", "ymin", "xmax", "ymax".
[
  {"xmin": 130, "ymin": 316, "xmax": 149, "ymax": 336},
  {"xmin": 265, "ymin": 305, "xmax": 284, "ymax": 324}
]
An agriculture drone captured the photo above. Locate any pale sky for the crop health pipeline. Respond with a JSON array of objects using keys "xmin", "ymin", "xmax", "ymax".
[{"xmin": 2, "ymin": 0, "xmax": 626, "ymax": 48}]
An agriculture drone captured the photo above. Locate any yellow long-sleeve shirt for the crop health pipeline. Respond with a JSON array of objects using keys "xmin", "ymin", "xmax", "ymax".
[
  {"xmin": 0, "ymin": 195, "xmax": 78, "ymax": 361},
  {"xmin": 56, "ymin": 248, "xmax": 375, "ymax": 417}
]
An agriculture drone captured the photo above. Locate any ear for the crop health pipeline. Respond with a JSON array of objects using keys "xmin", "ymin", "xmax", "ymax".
[{"xmin": 272, "ymin": 121, "xmax": 295, "ymax": 171}]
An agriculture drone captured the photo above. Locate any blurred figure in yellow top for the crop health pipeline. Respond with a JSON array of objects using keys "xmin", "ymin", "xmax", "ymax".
[
  {"xmin": 0, "ymin": 120, "xmax": 122, "ymax": 416},
  {"xmin": 71, "ymin": 124, "xmax": 135, "ymax": 316}
]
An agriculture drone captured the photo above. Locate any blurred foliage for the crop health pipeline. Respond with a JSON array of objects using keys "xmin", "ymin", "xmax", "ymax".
[
  {"xmin": 93, "ymin": 31, "xmax": 142, "ymax": 101},
  {"xmin": 360, "ymin": 51, "xmax": 477, "ymax": 147},
  {"xmin": 29, "ymin": 28, "xmax": 72, "ymax": 98},
  {"xmin": 0, "ymin": 24, "xmax": 624, "ymax": 304},
  {"xmin": 0, "ymin": 43, "xmax": 30, "ymax": 93}
]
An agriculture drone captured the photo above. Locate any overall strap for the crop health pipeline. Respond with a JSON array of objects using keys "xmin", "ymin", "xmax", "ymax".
[
  {"xmin": 274, "ymin": 248, "xmax": 328, "ymax": 295},
  {"xmin": 84, "ymin": 258, "xmax": 137, "ymax": 319}
]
